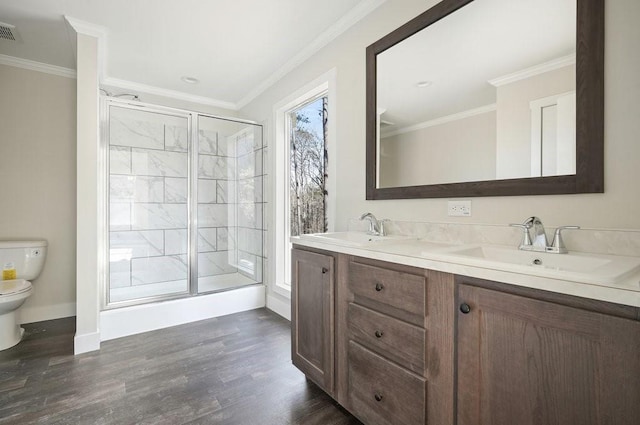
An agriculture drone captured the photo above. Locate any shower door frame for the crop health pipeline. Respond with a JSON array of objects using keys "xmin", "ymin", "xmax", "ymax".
[
  {"xmin": 101, "ymin": 98, "xmax": 197, "ymax": 309},
  {"xmin": 101, "ymin": 97, "xmax": 264, "ymax": 310}
]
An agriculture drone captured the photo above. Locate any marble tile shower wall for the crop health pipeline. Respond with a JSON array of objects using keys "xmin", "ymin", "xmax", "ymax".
[
  {"xmin": 234, "ymin": 127, "xmax": 264, "ymax": 283},
  {"xmin": 197, "ymin": 127, "xmax": 238, "ymax": 280},
  {"xmin": 109, "ymin": 113, "xmax": 190, "ymax": 296}
]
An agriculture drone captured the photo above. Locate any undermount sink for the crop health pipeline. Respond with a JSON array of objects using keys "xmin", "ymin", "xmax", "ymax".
[
  {"xmin": 439, "ymin": 245, "xmax": 640, "ymax": 285},
  {"xmin": 297, "ymin": 232, "xmax": 413, "ymax": 247}
]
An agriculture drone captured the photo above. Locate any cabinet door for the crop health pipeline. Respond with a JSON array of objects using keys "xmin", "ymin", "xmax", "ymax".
[
  {"xmin": 457, "ymin": 284, "xmax": 640, "ymax": 425},
  {"xmin": 291, "ymin": 248, "xmax": 335, "ymax": 394}
]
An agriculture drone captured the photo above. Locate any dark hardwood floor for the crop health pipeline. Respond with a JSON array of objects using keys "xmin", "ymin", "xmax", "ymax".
[{"xmin": 0, "ymin": 308, "xmax": 361, "ymax": 425}]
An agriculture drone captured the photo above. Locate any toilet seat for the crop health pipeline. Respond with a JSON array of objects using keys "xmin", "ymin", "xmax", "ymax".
[{"xmin": 0, "ymin": 279, "xmax": 31, "ymax": 296}]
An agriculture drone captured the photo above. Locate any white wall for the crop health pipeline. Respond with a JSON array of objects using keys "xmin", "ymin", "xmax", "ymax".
[
  {"xmin": 380, "ymin": 111, "xmax": 496, "ymax": 187},
  {"xmin": 240, "ymin": 0, "xmax": 640, "ymax": 231},
  {"xmin": 0, "ymin": 64, "xmax": 77, "ymax": 323},
  {"xmin": 495, "ymin": 65, "xmax": 575, "ymax": 179}
]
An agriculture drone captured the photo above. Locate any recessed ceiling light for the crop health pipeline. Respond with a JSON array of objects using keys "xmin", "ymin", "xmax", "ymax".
[
  {"xmin": 181, "ymin": 76, "xmax": 199, "ymax": 84},
  {"xmin": 416, "ymin": 81, "xmax": 433, "ymax": 88}
]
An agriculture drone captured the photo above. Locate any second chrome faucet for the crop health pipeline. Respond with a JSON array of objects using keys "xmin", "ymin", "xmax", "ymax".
[
  {"xmin": 359, "ymin": 212, "xmax": 388, "ymax": 236},
  {"xmin": 510, "ymin": 216, "xmax": 579, "ymax": 254}
]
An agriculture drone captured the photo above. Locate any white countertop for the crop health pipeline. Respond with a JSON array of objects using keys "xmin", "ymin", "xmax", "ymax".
[{"xmin": 292, "ymin": 235, "xmax": 640, "ymax": 308}]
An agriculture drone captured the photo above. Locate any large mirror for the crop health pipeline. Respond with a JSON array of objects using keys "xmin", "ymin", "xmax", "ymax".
[{"xmin": 366, "ymin": 0, "xmax": 603, "ymax": 199}]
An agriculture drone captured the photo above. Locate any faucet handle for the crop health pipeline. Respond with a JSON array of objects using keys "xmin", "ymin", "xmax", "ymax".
[
  {"xmin": 379, "ymin": 219, "xmax": 390, "ymax": 237},
  {"xmin": 549, "ymin": 226, "xmax": 580, "ymax": 254},
  {"xmin": 510, "ymin": 223, "xmax": 533, "ymax": 248}
]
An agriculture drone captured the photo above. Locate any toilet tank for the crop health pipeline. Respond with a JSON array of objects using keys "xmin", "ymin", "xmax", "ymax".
[{"xmin": 0, "ymin": 240, "xmax": 48, "ymax": 281}]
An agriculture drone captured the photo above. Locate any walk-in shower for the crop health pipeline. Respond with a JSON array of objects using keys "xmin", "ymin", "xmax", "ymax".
[{"xmin": 102, "ymin": 98, "xmax": 263, "ymax": 308}]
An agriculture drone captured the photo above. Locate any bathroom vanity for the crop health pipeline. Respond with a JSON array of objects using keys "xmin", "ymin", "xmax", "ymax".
[{"xmin": 291, "ymin": 234, "xmax": 640, "ymax": 425}]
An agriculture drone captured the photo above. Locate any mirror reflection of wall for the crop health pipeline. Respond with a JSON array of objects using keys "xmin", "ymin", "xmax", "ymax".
[
  {"xmin": 529, "ymin": 91, "xmax": 576, "ymax": 178},
  {"xmin": 376, "ymin": 0, "xmax": 577, "ymax": 189},
  {"xmin": 379, "ymin": 106, "xmax": 497, "ymax": 187},
  {"xmin": 495, "ymin": 62, "xmax": 575, "ymax": 179}
]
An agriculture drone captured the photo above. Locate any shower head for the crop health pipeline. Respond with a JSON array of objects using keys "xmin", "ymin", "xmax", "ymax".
[{"xmin": 100, "ymin": 88, "xmax": 140, "ymax": 101}]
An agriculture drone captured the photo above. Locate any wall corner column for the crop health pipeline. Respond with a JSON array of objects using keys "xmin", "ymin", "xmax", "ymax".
[{"xmin": 66, "ymin": 17, "xmax": 104, "ymax": 354}]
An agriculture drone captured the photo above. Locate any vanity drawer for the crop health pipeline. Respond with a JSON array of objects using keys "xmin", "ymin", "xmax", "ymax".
[
  {"xmin": 347, "ymin": 340, "xmax": 426, "ymax": 425},
  {"xmin": 348, "ymin": 303, "xmax": 425, "ymax": 375},
  {"xmin": 348, "ymin": 261, "xmax": 426, "ymax": 317}
]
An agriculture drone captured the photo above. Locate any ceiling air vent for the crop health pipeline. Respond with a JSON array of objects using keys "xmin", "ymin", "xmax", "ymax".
[{"xmin": 0, "ymin": 22, "xmax": 22, "ymax": 42}]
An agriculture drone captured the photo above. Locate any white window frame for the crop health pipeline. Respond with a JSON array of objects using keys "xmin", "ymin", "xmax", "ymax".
[{"xmin": 271, "ymin": 69, "xmax": 337, "ymax": 297}]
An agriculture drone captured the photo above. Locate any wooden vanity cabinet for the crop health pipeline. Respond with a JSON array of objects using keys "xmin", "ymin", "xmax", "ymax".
[
  {"xmin": 336, "ymin": 256, "xmax": 456, "ymax": 425},
  {"xmin": 456, "ymin": 278, "xmax": 640, "ymax": 425},
  {"xmin": 291, "ymin": 247, "xmax": 336, "ymax": 395},
  {"xmin": 291, "ymin": 246, "xmax": 456, "ymax": 424},
  {"xmin": 291, "ymin": 245, "xmax": 640, "ymax": 425}
]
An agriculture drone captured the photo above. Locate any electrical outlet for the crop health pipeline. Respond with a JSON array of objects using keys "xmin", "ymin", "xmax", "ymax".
[{"xmin": 448, "ymin": 200, "xmax": 472, "ymax": 217}]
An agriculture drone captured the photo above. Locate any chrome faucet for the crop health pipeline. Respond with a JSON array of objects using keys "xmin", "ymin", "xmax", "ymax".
[
  {"xmin": 510, "ymin": 216, "xmax": 579, "ymax": 254},
  {"xmin": 548, "ymin": 225, "xmax": 581, "ymax": 254},
  {"xmin": 359, "ymin": 212, "xmax": 387, "ymax": 236},
  {"xmin": 527, "ymin": 216, "xmax": 548, "ymax": 250}
]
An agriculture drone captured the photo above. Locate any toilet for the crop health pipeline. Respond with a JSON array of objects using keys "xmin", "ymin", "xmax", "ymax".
[{"xmin": 0, "ymin": 240, "xmax": 47, "ymax": 351}]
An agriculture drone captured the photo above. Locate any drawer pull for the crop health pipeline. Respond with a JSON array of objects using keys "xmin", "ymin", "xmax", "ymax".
[
  {"xmin": 321, "ymin": 267, "xmax": 328, "ymax": 274},
  {"xmin": 375, "ymin": 282, "xmax": 384, "ymax": 292},
  {"xmin": 374, "ymin": 393, "xmax": 383, "ymax": 402},
  {"xmin": 459, "ymin": 303, "xmax": 471, "ymax": 314},
  {"xmin": 374, "ymin": 330, "xmax": 384, "ymax": 338}
]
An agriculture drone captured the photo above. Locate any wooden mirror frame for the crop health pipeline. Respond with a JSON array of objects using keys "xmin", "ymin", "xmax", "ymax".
[{"xmin": 366, "ymin": 0, "xmax": 604, "ymax": 200}]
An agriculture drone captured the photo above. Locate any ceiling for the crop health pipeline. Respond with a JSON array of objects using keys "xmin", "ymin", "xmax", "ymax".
[{"xmin": 0, "ymin": 0, "xmax": 382, "ymax": 109}]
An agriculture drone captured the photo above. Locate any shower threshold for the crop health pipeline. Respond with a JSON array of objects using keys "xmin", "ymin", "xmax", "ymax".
[
  {"xmin": 109, "ymin": 273, "xmax": 260, "ymax": 304},
  {"xmin": 198, "ymin": 273, "xmax": 260, "ymax": 294}
]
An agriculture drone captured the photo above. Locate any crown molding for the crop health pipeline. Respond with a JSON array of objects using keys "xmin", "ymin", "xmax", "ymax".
[
  {"xmin": 236, "ymin": 0, "xmax": 386, "ymax": 109},
  {"xmin": 383, "ymin": 104, "xmax": 497, "ymax": 138},
  {"xmin": 488, "ymin": 54, "xmax": 576, "ymax": 87},
  {"xmin": 102, "ymin": 77, "xmax": 238, "ymax": 110},
  {"xmin": 0, "ymin": 54, "xmax": 76, "ymax": 79},
  {"xmin": 64, "ymin": 16, "xmax": 107, "ymax": 39}
]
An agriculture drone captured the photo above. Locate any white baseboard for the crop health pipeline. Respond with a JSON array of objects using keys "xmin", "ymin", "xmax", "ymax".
[
  {"xmin": 100, "ymin": 285, "xmax": 266, "ymax": 341},
  {"xmin": 18, "ymin": 302, "xmax": 76, "ymax": 324},
  {"xmin": 74, "ymin": 331, "xmax": 101, "ymax": 354},
  {"xmin": 267, "ymin": 293, "xmax": 290, "ymax": 321}
]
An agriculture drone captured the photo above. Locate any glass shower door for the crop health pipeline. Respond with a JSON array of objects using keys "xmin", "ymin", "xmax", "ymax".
[
  {"xmin": 196, "ymin": 116, "xmax": 263, "ymax": 293},
  {"xmin": 107, "ymin": 104, "xmax": 191, "ymax": 304}
]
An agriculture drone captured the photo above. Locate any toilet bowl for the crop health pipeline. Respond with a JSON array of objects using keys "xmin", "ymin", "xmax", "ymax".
[{"xmin": 0, "ymin": 240, "xmax": 47, "ymax": 351}]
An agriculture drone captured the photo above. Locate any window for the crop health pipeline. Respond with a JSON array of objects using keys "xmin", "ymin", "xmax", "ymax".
[
  {"xmin": 289, "ymin": 96, "xmax": 328, "ymax": 236},
  {"xmin": 272, "ymin": 70, "xmax": 336, "ymax": 296}
]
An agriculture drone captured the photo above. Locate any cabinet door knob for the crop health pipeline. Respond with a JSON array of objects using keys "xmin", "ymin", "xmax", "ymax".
[
  {"xmin": 375, "ymin": 282, "xmax": 384, "ymax": 292},
  {"xmin": 321, "ymin": 267, "xmax": 328, "ymax": 274},
  {"xmin": 459, "ymin": 303, "xmax": 471, "ymax": 314},
  {"xmin": 374, "ymin": 393, "xmax": 383, "ymax": 402},
  {"xmin": 374, "ymin": 330, "xmax": 384, "ymax": 338}
]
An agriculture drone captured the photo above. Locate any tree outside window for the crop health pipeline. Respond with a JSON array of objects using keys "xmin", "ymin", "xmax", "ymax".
[{"xmin": 289, "ymin": 96, "xmax": 328, "ymax": 236}]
